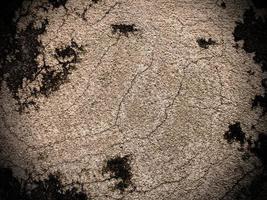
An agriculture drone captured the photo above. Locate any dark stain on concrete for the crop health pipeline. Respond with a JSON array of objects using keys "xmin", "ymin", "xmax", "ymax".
[
  {"xmin": 233, "ymin": 7, "xmax": 267, "ymax": 117},
  {"xmin": 0, "ymin": 168, "xmax": 90, "ymax": 200},
  {"xmin": 39, "ymin": 41, "xmax": 83, "ymax": 97},
  {"xmin": 224, "ymin": 122, "xmax": 246, "ymax": 146},
  {"xmin": 220, "ymin": 2, "xmax": 226, "ymax": 9},
  {"xmin": 0, "ymin": 0, "xmax": 84, "ymax": 112},
  {"xmin": 252, "ymin": 0, "xmax": 267, "ymax": 9},
  {"xmin": 196, "ymin": 38, "xmax": 216, "ymax": 49},
  {"xmin": 250, "ymin": 133, "xmax": 267, "ymax": 165},
  {"xmin": 92, "ymin": 0, "xmax": 101, "ymax": 4},
  {"xmin": 103, "ymin": 155, "xmax": 132, "ymax": 193},
  {"xmin": 233, "ymin": 7, "xmax": 267, "ymax": 72},
  {"xmin": 0, "ymin": 18, "xmax": 48, "ymax": 112},
  {"xmin": 48, "ymin": 0, "xmax": 68, "ymax": 9},
  {"xmin": 252, "ymin": 94, "xmax": 267, "ymax": 116},
  {"xmin": 111, "ymin": 24, "xmax": 138, "ymax": 37},
  {"xmin": 229, "ymin": 133, "xmax": 267, "ymax": 200}
]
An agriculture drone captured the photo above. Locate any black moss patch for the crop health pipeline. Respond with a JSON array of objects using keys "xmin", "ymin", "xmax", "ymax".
[
  {"xmin": 196, "ymin": 38, "xmax": 216, "ymax": 49},
  {"xmin": 224, "ymin": 122, "xmax": 246, "ymax": 146},
  {"xmin": 111, "ymin": 24, "xmax": 138, "ymax": 37},
  {"xmin": 103, "ymin": 155, "xmax": 132, "ymax": 193},
  {"xmin": 0, "ymin": 167, "xmax": 89, "ymax": 200},
  {"xmin": 233, "ymin": 8, "xmax": 267, "ymax": 72}
]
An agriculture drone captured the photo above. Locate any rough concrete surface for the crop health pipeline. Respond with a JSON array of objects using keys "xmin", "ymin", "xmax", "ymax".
[{"xmin": 0, "ymin": 0, "xmax": 267, "ymax": 199}]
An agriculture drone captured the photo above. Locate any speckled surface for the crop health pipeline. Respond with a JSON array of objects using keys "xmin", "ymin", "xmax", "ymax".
[{"xmin": 0, "ymin": 0, "xmax": 266, "ymax": 199}]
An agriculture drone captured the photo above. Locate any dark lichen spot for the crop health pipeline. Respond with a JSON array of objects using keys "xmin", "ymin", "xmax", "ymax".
[
  {"xmin": 229, "ymin": 6, "xmax": 267, "ymax": 199},
  {"xmin": 235, "ymin": 133, "xmax": 267, "ymax": 199},
  {"xmin": 262, "ymin": 78, "xmax": 267, "ymax": 89},
  {"xmin": 252, "ymin": 94, "xmax": 267, "ymax": 116},
  {"xmin": 223, "ymin": 128, "xmax": 267, "ymax": 199},
  {"xmin": 241, "ymin": 152, "xmax": 251, "ymax": 161},
  {"xmin": 0, "ymin": 168, "xmax": 22, "ymax": 200},
  {"xmin": 221, "ymin": 2, "xmax": 226, "ymax": 9},
  {"xmin": 233, "ymin": 7, "xmax": 267, "ymax": 116},
  {"xmin": 224, "ymin": 122, "xmax": 246, "ymax": 146},
  {"xmin": 39, "ymin": 41, "xmax": 83, "ymax": 97},
  {"xmin": 196, "ymin": 38, "xmax": 216, "ymax": 49},
  {"xmin": 48, "ymin": 0, "xmax": 68, "ymax": 9},
  {"xmin": 233, "ymin": 8, "xmax": 267, "ymax": 72},
  {"xmin": 250, "ymin": 133, "xmax": 267, "ymax": 165},
  {"xmin": 233, "ymin": 43, "xmax": 239, "ymax": 49},
  {"xmin": 0, "ymin": 167, "xmax": 89, "ymax": 200},
  {"xmin": 0, "ymin": 18, "xmax": 48, "ymax": 112},
  {"xmin": 103, "ymin": 155, "xmax": 132, "ymax": 193},
  {"xmin": 247, "ymin": 70, "xmax": 255, "ymax": 75},
  {"xmin": 0, "ymin": 7, "xmax": 83, "ymax": 113},
  {"xmin": 252, "ymin": 0, "xmax": 267, "ymax": 9},
  {"xmin": 111, "ymin": 24, "xmax": 138, "ymax": 37},
  {"xmin": 92, "ymin": 0, "xmax": 101, "ymax": 4}
]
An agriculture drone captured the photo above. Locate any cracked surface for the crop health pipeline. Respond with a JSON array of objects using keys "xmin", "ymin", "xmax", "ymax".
[{"xmin": 0, "ymin": 0, "xmax": 266, "ymax": 199}]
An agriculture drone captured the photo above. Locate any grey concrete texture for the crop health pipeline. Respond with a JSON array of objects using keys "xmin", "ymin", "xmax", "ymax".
[{"xmin": 0, "ymin": 0, "xmax": 266, "ymax": 199}]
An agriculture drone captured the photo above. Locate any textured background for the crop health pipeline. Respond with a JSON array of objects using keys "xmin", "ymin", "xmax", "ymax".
[{"xmin": 0, "ymin": 0, "xmax": 266, "ymax": 199}]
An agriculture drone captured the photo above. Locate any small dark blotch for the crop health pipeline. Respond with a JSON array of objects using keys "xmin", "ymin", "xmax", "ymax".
[
  {"xmin": 39, "ymin": 42, "xmax": 82, "ymax": 97},
  {"xmin": 242, "ymin": 152, "xmax": 251, "ymax": 161},
  {"xmin": 48, "ymin": 0, "xmax": 68, "ymax": 8},
  {"xmin": 197, "ymin": 38, "xmax": 216, "ymax": 49},
  {"xmin": 252, "ymin": 94, "xmax": 267, "ymax": 116},
  {"xmin": 247, "ymin": 70, "xmax": 255, "ymax": 75},
  {"xmin": 252, "ymin": 0, "xmax": 267, "ymax": 9},
  {"xmin": 92, "ymin": 0, "xmax": 101, "ymax": 3},
  {"xmin": 55, "ymin": 45, "xmax": 76, "ymax": 60},
  {"xmin": 224, "ymin": 122, "xmax": 246, "ymax": 146},
  {"xmin": 111, "ymin": 24, "xmax": 138, "ymax": 37},
  {"xmin": 233, "ymin": 43, "xmax": 239, "ymax": 49},
  {"xmin": 262, "ymin": 78, "xmax": 267, "ymax": 89},
  {"xmin": 103, "ymin": 155, "xmax": 132, "ymax": 193},
  {"xmin": 221, "ymin": 2, "xmax": 226, "ymax": 9},
  {"xmin": 0, "ymin": 19, "xmax": 48, "ymax": 112},
  {"xmin": 233, "ymin": 7, "xmax": 267, "ymax": 72},
  {"xmin": 251, "ymin": 133, "xmax": 267, "ymax": 165},
  {"xmin": 0, "ymin": 168, "xmax": 90, "ymax": 200}
]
